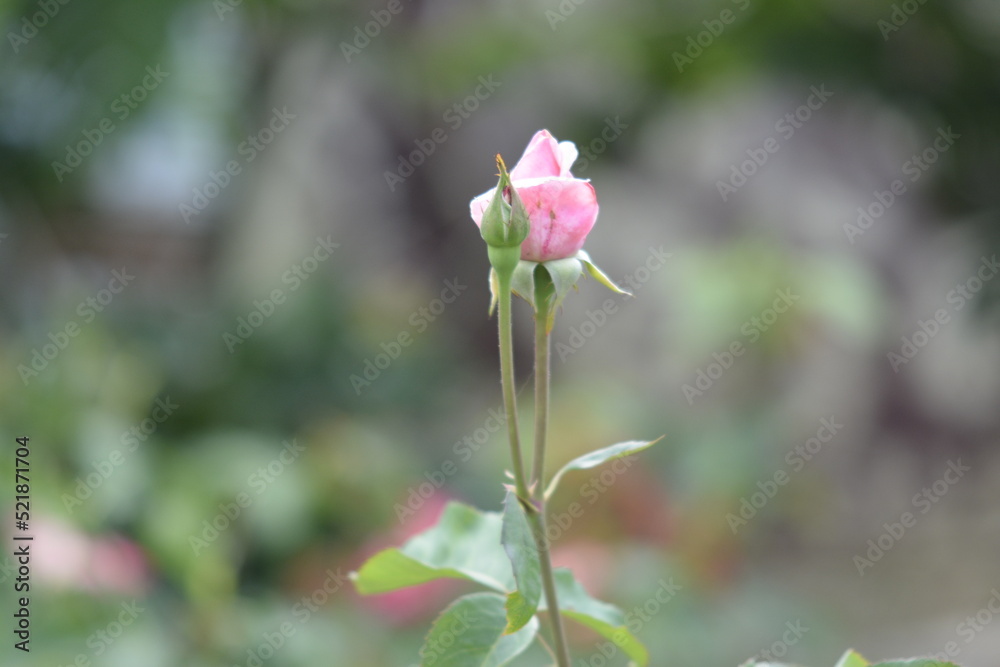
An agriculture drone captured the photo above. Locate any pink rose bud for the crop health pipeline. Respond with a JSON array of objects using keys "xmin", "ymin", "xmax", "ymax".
[{"xmin": 470, "ymin": 130, "xmax": 598, "ymax": 263}]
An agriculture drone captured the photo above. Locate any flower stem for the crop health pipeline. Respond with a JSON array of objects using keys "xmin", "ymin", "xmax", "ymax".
[
  {"xmin": 496, "ymin": 270, "xmax": 531, "ymax": 504},
  {"xmin": 531, "ymin": 291, "xmax": 551, "ymax": 492},
  {"xmin": 528, "ymin": 273, "xmax": 572, "ymax": 667},
  {"xmin": 495, "ymin": 267, "xmax": 571, "ymax": 666}
]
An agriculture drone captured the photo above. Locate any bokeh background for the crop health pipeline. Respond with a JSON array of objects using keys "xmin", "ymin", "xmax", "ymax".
[{"xmin": 2, "ymin": 0, "xmax": 1000, "ymax": 665}]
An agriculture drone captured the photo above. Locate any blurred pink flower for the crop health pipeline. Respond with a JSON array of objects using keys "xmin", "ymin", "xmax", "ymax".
[
  {"xmin": 353, "ymin": 492, "xmax": 460, "ymax": 626},
  {"xmin": 609, "ymin": 467, "xmax": 676, "ymax": 546},
  {"xmin": 551, "ymin": 540, "xmax": 612, "ymax": 598},
  {"xmin": 29, "ymin": 517, "xmax": 150, "ymax": 596},
  {"xmin": 470, "ymin": 130, "xmax": 598, "ymax": 262}
]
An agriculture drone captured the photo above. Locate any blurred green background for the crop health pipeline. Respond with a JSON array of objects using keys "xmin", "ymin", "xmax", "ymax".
[{"xmin": 2, "ymin": 0, "xmax": 1000, "ymax": 665}]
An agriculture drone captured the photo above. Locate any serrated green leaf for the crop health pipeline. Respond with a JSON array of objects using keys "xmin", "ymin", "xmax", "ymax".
[
  {"xmin": 510, "ymin": 260, "xmax": 538, "ymax": 308},
  {"xmin": 545, "ymin": 437, "xmax": 664, "ymax": 501},
  {"xmin": 351, "ymin": 502, "xmax": 514, "ymax": 595},
  {"xmin": 420, "ymin": 592, "xmax": 538, "ymax": 667},
  {"xmin": 577, "ymin": 249, "xmax": 632, "ymax": 296},
  {"xmin": 835, "ymin": 650, "xmax": 871, "ymax": 667},
  {"xmin": 540, "ymin": 568, "xmax": 649, "ymax": 666},
  {"xmin": 500, "ymin": 490, "xmax": 541, "ymax": 634}
]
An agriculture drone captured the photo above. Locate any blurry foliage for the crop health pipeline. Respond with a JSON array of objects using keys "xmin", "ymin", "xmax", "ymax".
[{"xmin": 1, "ymin": 0, "xmax": 999, "ymax": 665}]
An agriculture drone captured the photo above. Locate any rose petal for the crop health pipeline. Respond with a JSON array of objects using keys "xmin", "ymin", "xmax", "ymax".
[
  {"xmin": 509, "ymin": 130, "xmax": 563, "ymax": 181},
  {"xmin": 470, "ymin": 131, "xmax": 596, "ymax": 261},
  {"xmin": 515, "ymin": 177, "xmax": 598, "ymax": 262},
  {"xmin": 557, "ymin": 141, "xmax": 578, "ymax": 176},
  {"xmin": 469, "ymin": 188, "xmax": 493, "ymax": 227}
]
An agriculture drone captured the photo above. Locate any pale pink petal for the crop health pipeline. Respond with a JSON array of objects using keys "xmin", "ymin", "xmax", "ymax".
[
  {"xmin": 90, "ymin": 537, "xmax": 151, "ymax": 596},
  {"xmin": 515, "ymin": 177, "xmax": 598, "ymax": 262},
  {"xmin": 31, "ymin": 518, "xmax": 90, "ymax": 587},
  {"xmin": 469, "ymin": 188, "xmax": 493, "ymax": 227},
  {"xmin": 362, "ymin": 579, "xmax": 460, "ymax": 626},
  {"xmin": 470, "ymin": 131, "xmax": 597, "ymax": 261},
  {"xmin": 551, "ymin": 540, "xmax": 612, "ymax": 597},
  {"xmin": 509, "ymin": 130, "xmax": 562, "ymax": 181},
  {"xmin": 28, "ymin": 518, "xmax": 151, "ymax": 595},
  {"xmin": 557, "ymin": 141, "xmax": 578, "ymax": 176},
  {"xmin": 354, "ymin": 493, "xmax": 458, "ymax": 626}
]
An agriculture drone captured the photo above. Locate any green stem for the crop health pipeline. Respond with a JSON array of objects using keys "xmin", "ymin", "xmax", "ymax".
[
  {"xmin": 496, "ymin": 271, "xmax": 531, "ymax": 504},
  {"xmin": 494, "ymin": 265, "xmax": 571, "ymax": 666},
  {"xmin": 531, "ymin": 290, "xmax": 551, "ymax": 491},
  {"xmin": 528, "ymin": 275, "xmax": 572, "ymax": 667},
  {"xmin": 530, "ymin": 512, "xmax": 571, "ymax": 667}
]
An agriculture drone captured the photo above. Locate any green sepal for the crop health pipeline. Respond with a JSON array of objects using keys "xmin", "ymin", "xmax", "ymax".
[
  {"xmin": 537, "ymin": 257, "xmax": 583, "ymax": 333},
  {"xmin": 509, "ymin": 258, "xmax": 585, "ymax": 330},
  {"xmin": 480, "ymin": 155, "xmax": 530, "ymax": 249},
  {"xmin": 834, "ymin": 651, "xmax": 871, "ymax": 667},
  {"xmin": 510, "ymin": 260, "xmax": 538, "ymax": 308},
  {"xmin": 577, "ymin": 249, "xmax": 632, "ymax": 296}
]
